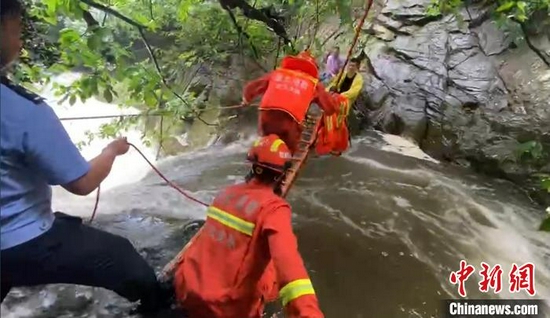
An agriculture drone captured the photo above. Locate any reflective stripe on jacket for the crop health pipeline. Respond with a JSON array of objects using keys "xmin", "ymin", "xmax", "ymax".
[
  {"xmin": 174, "ymin": 181, "xmax": 324, "ymax": 318},
  {"xmin": 316, "ymin": 93, "xmax": 350, "ymax": 155}
]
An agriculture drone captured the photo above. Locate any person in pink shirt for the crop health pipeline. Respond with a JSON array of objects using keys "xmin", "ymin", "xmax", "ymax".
[{"xmin": 321, "ymin": 46, "xmax": 344, "ymax": 83}]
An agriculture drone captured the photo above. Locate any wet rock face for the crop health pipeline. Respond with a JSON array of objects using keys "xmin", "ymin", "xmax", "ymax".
[
  {"xmin": 356, "ymin": 0, "xmax": 550, "ymax": 201},
  {"xmin": 522, "ymin": 9, "xmax": 550, "ymax": 66}
]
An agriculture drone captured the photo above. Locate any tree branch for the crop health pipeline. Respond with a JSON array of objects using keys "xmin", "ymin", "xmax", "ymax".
[
  {"xmin": 223, "ymin": 7, "xmax": 268, "ymax": 72},
  {"xmin": 82, "ymin": 10, "xmax": 100, "ymax": 28},
  {"xmin": 218, "ymin": 0, "xmax": 292, "ymax": 46},
  {"xmin": 80, "ymin": 0, "xmax": 147, "ymax": 29},
  {"xmin": 309, "ymin": 0, "xmax": 320, "ymax": 48},
  {"xmin": 321, "ymin": 28, "xmax": 344, "ymax": 47},
  {"xmin": 156, "ymin": 115, "xmax": 164, "ymax": 160},
  {"xmin": 274, "ymin": 38, "xmax": 281, "ymax": 70},
  {"xmin": 149, "ymin": 0, "xmax": 154, "ymax": 19},
  {"xmin": 138, "ymin": 29, "xmax": 217, "ymax": 126},
  {"xmin": 79, "ymin": 0, "xmax": 217, "ymax": 126}
]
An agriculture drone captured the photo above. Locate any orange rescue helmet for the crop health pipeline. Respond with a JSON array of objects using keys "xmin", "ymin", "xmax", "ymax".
[
  {"xmin": 247, "ymin": 134, "xmax": 292, "ymax": 173},
  {"xmin": 280, "ymin": 50, "xmax": 319, "ymax": 79}
]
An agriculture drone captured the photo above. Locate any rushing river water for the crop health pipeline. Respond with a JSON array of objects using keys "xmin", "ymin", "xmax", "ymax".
[{"xmin": 1, "ymin": 75, "xmax": 549, "ymax": 318}]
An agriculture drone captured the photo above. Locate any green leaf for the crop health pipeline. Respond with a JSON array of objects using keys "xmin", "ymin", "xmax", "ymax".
[
  {"xmin": 516, "ymin": 140, "xmax": 542, "ymax": 160},
  {"xmin": 144, "ymin": 90, "xmax": 158, "ymax": 107},
  {"xmin": 539, "ymin": 215, "xmax": 550, "ymax": 232},
  {"xmin": 87, "ymin": 33, "xmax": 102, "ymax": 50},
  {"xmin": 496, "ymin": 1, "xmax": 515, "ymax": 12},
  {"xmin": 541, "ymin": 178, "xmax": 550, "ymax": 192},
  {"xmin": 59, "ymin": 28, "xmax": 81, "ymax": 45},
  {"xmin": 69, "ymin": 95, "xmax": 76, "ymax": 106},
  {"xmin": 336, "ymin": 0, "xmax": 352, "ymax": 26},
  {"xmin": 517, "ymin": 14, "xmax": 528, "ymax": 22},
  {"xmin": 43, "ymin": 14, "xmax": 58, "ymax": 25},
  {"xmin": 516, "ymin": 1, "xmax": 527, "ymax": 12},
  {"xmin": 103, "ymin": 89, "xmax": 113, "ymax": 103}
]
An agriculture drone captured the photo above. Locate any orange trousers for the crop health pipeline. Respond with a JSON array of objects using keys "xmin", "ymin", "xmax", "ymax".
[{"xmin": 259, "ymin": 110, "xmax": 302, "ymax": 154}]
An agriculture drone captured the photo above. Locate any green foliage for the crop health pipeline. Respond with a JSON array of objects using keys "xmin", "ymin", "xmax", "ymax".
[
  {"xmin": 540, "ymin": 216, "xmax": 550, "ymax": 232},
  {"xmin": 14, "ymin": 0, "xmax": 354, "ymax": 148},
  {"xmin": 512, "ymin": 141, "xmax": 550, "ymax": 232},
  {"xmin": 541, "ymin": 175, "xmax": 550, "ymax": 192},
  {"xmin": 426, "ymin": 0, "xmax": 550, "ymax": 25},
  {"xmin": 516, "ymin": 140, "xmax": 545, "ymax": 161}
]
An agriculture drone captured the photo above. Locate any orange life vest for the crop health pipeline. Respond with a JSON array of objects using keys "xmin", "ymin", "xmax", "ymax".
[
  {"xmin": 260, "ymin": 56, "xmax": 319, "ymax": 124},
  {"xmin": 316, "ymin": 94, "xmax": 351, "ymax": 155},
  {"xmin": 174, "ymin": 183, "xmax": 289, "ymax": 318}
]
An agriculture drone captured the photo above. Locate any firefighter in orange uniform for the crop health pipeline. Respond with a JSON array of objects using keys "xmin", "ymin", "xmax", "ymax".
[
  {"xmin": 173, "ymin": 134, "xmax": 324, "ymax": 318},
  {"xmin": 315, "ymin": 92, "xmax": 351, "ymax": 156},
  {"xmin": 242, "ymin": 51, "xmax": 337, "ymax": 154}
]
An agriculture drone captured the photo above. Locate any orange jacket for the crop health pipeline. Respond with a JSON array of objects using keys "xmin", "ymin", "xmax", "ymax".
[
  {"xmin": 243, "ymin": 71, "xmax": 337, "ymax": 123},
  {"xmin": 174, "ymin": 180, "xmax": 323, "ymax": 318}
]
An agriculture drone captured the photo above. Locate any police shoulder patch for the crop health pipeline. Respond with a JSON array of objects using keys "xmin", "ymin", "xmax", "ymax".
[{"xmin": 1, "ymin": 77, "xmax": 45, "ymax": 104}]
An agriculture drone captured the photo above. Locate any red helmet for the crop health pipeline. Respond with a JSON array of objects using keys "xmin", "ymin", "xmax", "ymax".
[
  {"xmin": 280, "ymin": 50, "xmax": 319, "ymax": 79},
  {"xmin": 297, "ymin": 50, "xmax": 317, "ymax": 66},
  {"xmin": 247, "ymin": 134, "xmax": 292, "ymax": 173}
]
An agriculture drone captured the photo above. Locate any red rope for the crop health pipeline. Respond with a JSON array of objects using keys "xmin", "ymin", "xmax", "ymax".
[
  {"xmin": 88, "ymin": 142, "xmax": 209, "ymax": 223},
  {"xmin": 127, "ymin": 143, "xmax": 209, "ymax": 207},
  {"xmin": 60, "ymin": 104, "xmax": 251, "ymax": 121},
  {"xmin": 89, "ymin": 185, "xmax": 100, "ymax": 223}
]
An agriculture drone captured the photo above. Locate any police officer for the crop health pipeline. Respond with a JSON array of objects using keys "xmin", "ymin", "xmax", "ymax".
[{"xmin": 0, "ymin": 0, "xmax": 170, "ymax": 313}]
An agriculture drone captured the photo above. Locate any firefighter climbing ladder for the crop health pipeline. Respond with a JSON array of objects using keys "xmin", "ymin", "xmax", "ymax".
[
  {"xmin": 158, "ymin": 105, "xmax": 323, "ymax": 281},
  {"xmin": 158, "ymin": 0, "xmax": 374, "ymax": 278},
  {"xmin": 86, "ymin": 0, "xmax": 375, "ymax": 282},
  {"xmin": 280, "ymin": 105, "xmax": 323, "ymax": 197}
]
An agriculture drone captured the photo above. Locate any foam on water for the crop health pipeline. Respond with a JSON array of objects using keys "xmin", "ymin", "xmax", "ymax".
[
  {"xmin": 376, "ymin": 132, "xmax": 439, "ymax": 164},
  {"xmin": 40, "ymin": 73, "xmax": 157, "ymax": 193},
  {"xmin": 38, "ymin": 72, "xmax": 192, "ymax": 217},
  {"xmin": 342, "ymin": 143, "xmax": 550, "ymax": 303}
]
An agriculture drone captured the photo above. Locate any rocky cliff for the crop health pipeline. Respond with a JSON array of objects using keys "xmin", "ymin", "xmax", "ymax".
[{"xmin": 355, "ymin": 0, "xmax": 550, "ymax": 203}]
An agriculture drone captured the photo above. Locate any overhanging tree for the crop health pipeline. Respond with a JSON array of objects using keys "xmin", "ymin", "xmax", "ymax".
[{"xmin": 14, "ymin": 0, "xmax": 355, "ymax": 147}]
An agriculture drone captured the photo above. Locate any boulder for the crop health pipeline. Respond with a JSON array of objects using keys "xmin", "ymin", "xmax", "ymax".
[{"xmin": 354, "ymin": 0, "xmax": 550, "ymax": 203}]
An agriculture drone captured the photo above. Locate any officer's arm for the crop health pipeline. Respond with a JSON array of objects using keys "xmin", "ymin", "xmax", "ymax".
[
  {"xmin": 314, "ymin": 83, "xmax": 337, "ymax": 116},
  {"xmin": 24, "ymin": 102, "xmax": 117, "ymax": 196},
  {"xmin": 242, "ymin": 72, "xmax": 271, "ymax": 104},
  {"xmin": 64, "ymin": 148, "xmax": 119, "ymax": 195},
  {"xmin": 262, "ymin": 205, "xmax": 324, "ymax": 318}
]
